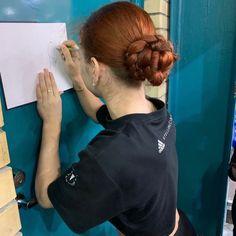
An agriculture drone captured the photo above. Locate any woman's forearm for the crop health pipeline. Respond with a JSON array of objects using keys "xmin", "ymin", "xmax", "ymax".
[
  {"xmin": 58, "ymin": 42, "xmax": 104, "ymax": 121},
  {"xmin": 35, "ymin": 122, "xmax": 61, "ymax": 208},
  {"xmin": 74, "ymin": 79, "xmax": 103, "ymax": 122}
]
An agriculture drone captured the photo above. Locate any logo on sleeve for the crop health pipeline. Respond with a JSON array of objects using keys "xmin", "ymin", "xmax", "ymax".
[
  {"xmin": 65, "ymin": 169, "xmax": 78, "ymax": 187},
  {"xmin": 158, "ymin": 139, "xmax": 165, "ymax": 154}
]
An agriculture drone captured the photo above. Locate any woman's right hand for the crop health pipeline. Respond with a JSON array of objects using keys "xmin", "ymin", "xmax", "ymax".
[{"xmin": 58, "ymin": 40, "xmax": 85, "ymax": 90}]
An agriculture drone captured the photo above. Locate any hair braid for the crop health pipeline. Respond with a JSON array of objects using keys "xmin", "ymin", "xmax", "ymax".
[{"xmin": 125, "ymin": 34, "xmax": 178, "ymax": 86}]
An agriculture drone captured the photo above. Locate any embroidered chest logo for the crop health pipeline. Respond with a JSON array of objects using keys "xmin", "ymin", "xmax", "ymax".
[
  {"xmin": 65, "ymin": 168, "xmax": 78, "ymax": 187},
  {"xmin": 158, "ymin": 139, "xmax": 165, "ymax": 154}
]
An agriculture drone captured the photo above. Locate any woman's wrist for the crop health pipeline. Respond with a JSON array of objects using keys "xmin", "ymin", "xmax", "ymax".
[
  {"xmin": 43, "ymin": 121, "xmax": 61, "ymax": 135},
  {"xmin": 74, "ymin": 86, "xmax": 85, "ymax": 92},
  {"xmin": 72, "ymin": 76, "xmax": 86, "ymax": 92}
]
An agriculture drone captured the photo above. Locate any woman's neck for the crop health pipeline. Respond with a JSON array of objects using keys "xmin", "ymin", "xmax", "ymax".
[{"xmin": 102, "ymin": 84, "xmax": 156, "ymax": 120}]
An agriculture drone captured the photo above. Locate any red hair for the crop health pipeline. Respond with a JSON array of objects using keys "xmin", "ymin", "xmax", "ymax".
[{"xmin": 80, "ymin": 2, "xmax": 177, "ymax": 86}]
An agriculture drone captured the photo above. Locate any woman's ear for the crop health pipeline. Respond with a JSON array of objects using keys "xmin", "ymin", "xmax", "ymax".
[{"xmin": 90, "ymin": 57, "xmax": 100, "ymax": 86}]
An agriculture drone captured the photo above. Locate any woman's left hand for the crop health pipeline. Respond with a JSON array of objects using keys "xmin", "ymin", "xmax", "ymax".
[{"xmin": 36, "ymin": 69, "xmax": 62, "ymax": 125}]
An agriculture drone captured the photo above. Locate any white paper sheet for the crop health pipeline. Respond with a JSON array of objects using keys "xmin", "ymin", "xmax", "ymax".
[{"xmin": 0, "ymin": 23, "xmax": 73, "ymax": 109}]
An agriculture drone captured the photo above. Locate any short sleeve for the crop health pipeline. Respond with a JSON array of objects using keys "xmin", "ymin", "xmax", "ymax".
[
  {"xmin": 96, "ymin": 105, "xmax": 111, "ymax": 128},
  {"xmin": 47, "ymin": 150, "xmax": 124, "ymax": 233}
]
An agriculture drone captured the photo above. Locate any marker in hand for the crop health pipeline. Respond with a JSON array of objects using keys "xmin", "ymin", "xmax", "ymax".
[
  {"xmin": 66, "ymin": 45, "xmax": 80, "ymax": 52},
  {"xmin": 57, "ymin": 44, "xmax": 79, "ymax": 61}
]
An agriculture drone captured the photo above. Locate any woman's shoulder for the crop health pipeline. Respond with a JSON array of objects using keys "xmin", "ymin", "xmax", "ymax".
[{"xmin": 86, "ymin": 128, "xmax": 130, "ymax": 157}]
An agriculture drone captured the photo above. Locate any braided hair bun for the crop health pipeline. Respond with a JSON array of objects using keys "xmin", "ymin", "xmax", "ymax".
[{"xmin": 125, "ymin": 35, "xmax": 178, "ymax": 86}]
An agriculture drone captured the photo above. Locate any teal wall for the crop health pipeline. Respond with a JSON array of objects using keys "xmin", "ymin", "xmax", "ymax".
[
  {"xmin": 169, "ymin": 0, "xmax": 236, "ymax": 235},
  {"xmin": 0, "ymin": 1, "xmax": 140, "ymax": 235}
]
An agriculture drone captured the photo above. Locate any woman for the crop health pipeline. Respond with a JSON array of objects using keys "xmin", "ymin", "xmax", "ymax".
[{"xmin": 35, "ymin": 2, "xmax": 197, "ymax": 236}]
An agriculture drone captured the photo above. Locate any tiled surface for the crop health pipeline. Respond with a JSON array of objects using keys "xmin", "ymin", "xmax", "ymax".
[
  {"xmin": 0, "ymin": 89, "xmax": 21, "ymax": 236},
  {"xmin": 144, "ymin": 0, "xmax": 169, "ymax": 15},
  {"xmin": 150, "ymin": 14, "xmax": 168, "ymax": 28},
  {"xmin": 157, "ymin": 29, "xmax": 168, "ymax": 39},
  {"xmin": 144, "ymin": 0, "xmax": 169, "ymax": 102}
]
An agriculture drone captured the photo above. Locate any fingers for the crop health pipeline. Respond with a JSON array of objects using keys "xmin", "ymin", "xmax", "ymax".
[
  {"xmin": 60, "ymin": 40, "xmax": 80, "ymax": 61},
  {"xmin": 70, "ymin": 48, "xmax": 80, "ymax": 60},
  {"xmin": 49, "ymin": 72, "xmax": 59, "ymax": 96},
  {"xmin": 38, "ymin": 69, "xmax": 59, "ymax": 99},
  {"xmin": 36, "ymin": 84, "xmax": 42, "ymax": 103},
  {"xmin": 59, "ymin": 45, "xmax": 73, "ymax": 64},
  {"xmin": 43, "ymin": 69, "xmax": 53, "ymax": 96},
  {"xmin": 57, "ymin": 47, "xmax": 65, "ymax": 60},
  {"xmin": 62, "ymin": 40, "xmax": 77, "ymax": 47},
  {"xmin": 63, "ymin": 40, "xmax": 80, "ymax": 53},
  {"xmin": 39, "ymin": 72, "xmax": 47, "ymax": 98}
]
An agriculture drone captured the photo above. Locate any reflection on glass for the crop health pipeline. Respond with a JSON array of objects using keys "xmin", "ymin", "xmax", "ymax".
[{"xmin": 3, "ymin": 7, "xmax": 16, "ymax": 16}]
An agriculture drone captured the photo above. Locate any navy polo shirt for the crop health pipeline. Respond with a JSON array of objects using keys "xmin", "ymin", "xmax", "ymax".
[{"xmin": 48, "ymin": 97, "xmax": 178, "ymax": 236}]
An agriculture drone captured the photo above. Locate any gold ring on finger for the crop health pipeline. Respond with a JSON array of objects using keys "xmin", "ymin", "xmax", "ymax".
[{"xmin": 48, "ymin": 89, "xmax": 53, "ymax": 93}]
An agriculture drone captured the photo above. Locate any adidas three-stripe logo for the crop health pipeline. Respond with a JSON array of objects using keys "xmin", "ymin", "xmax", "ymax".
[{"xmin": 158, "ymin": 140, "xmax": 165, "ymax": 154}]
